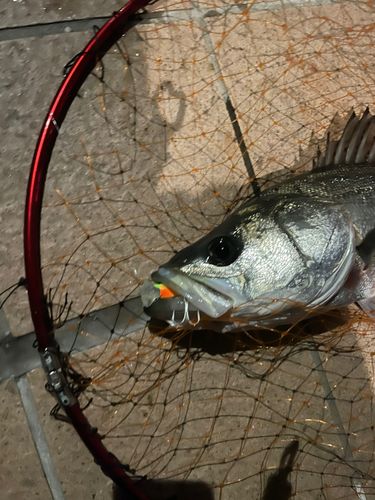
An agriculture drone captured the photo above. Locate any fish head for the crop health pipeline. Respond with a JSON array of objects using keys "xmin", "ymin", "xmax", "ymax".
[{"xmin": 144, "ymin": 194, "xmax": 356, "ymax": 327}]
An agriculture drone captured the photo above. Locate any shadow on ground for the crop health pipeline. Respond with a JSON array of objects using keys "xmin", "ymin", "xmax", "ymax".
[
  {"xmin": 113, "ymin": 441, "xmax": 299, "ymax": 500},
  {"xmin": 148, "ymin": 308, "xmax": 350, "ymax": 356}
]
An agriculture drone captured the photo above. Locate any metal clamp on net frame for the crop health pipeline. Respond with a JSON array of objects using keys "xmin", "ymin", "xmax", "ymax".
[{"xmin": 41, "ymin": 347, "xmax": 77, "ymax": 408}]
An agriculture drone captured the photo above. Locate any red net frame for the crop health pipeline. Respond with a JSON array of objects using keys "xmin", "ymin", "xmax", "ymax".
[{"xmin": 24, "ymin": 2, "xmax": 153, "ymax": 498}]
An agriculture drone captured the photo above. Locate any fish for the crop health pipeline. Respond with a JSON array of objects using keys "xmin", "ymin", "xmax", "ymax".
[{"xmin": 141, "ymin": 109, "xmax": 375, "ymax": 331}]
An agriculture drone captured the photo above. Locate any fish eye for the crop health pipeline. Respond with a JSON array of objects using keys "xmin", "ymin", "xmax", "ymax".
[{"xmin": 207, "ymin": 236, "xmax": 241, "ymax": 266}]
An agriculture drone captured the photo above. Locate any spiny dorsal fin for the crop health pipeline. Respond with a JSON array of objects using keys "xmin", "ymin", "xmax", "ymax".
[{"xmin": 313, "ymin": 108, "xmax": 375, "ymax": 169}]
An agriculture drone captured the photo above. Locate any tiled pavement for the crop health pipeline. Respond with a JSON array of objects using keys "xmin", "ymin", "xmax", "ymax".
[{"xmin": 1, "ymin": 1, "xmax": 375, "ymax": 499}]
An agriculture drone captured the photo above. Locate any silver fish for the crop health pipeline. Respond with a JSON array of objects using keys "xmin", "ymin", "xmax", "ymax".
[{"xmin": 142, "ymin": 109, "xmax": 375, "ymax": 331}]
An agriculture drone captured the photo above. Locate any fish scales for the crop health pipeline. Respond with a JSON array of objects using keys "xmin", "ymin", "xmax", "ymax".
[{"xmin": 266, "ymin": 165, "xmax": 375, "ymax": 238}]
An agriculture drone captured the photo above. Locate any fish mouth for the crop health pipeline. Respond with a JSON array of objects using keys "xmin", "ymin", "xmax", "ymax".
[{"xmin": 143, "ymin": 266, "xmax": 234, "ymax": 320}]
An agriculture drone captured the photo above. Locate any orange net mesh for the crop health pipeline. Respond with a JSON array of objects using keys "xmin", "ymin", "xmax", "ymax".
[{"xmin": 40, "ymin": 1, "xmax": 375, "ymax": 497}]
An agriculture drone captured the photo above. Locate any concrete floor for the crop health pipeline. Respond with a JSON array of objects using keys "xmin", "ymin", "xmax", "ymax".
[{"xmin": 1, "ymin": 0, "xmax": 375, "ymax": 499}]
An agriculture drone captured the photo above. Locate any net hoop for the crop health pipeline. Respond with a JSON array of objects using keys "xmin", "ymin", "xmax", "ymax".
[{"xmin": 24, "ymin": 2, "xmax": 154, "ymax": 498}]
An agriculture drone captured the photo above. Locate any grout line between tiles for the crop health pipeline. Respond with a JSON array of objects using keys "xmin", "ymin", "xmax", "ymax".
[
  {"xmin": 310, "ymin": 346, "xmax": 367, "ymax": 500},
  {"xmin": 0, "ymin": 17, "xmax": 110, "ymax": 41},
  {"xmin": 16, "ymin": 375, "xmax": 66, "ymax": 500},
  {"xmin": 0, "ymin": 0, "xmax": 355, "ymax": 42},
  {"xmin": 191, "ymin": 3, "xmax": 259, "ymax": 192},
  {"xmin": 0, "ymin": 298, "xmax": 148, "ymax": 384},
  {"xmin": 0, "ymin": 300, "xmax": 12, "ymax": 343}
]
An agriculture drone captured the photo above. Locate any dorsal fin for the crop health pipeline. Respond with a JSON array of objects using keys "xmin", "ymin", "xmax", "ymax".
[{"xmin": 313, "ymin": 108, "xmax": 375, "ymax": 169}]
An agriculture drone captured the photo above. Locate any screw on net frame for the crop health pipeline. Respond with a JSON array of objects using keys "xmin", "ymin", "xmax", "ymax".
[{"xmin": 24, "ymin": 0, "xmax": 375, "ymax": 499}]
